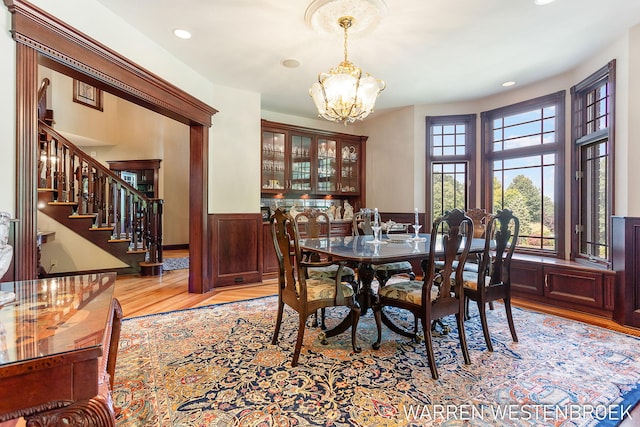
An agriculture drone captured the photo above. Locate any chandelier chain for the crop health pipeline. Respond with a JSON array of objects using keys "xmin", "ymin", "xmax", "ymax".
[{"xmin": 339, "ymin": 17, "xmax": 353, "ymax": 63}]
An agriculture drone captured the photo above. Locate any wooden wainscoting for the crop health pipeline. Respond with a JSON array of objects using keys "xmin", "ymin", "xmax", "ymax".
[{"xmin": 209, "ymin": 213, "xmax": 263, "ymax": 287}]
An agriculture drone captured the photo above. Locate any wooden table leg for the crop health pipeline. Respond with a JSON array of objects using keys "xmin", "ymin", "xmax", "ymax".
[{"xmin": 323, "ymin": 263, "xmax": 375, "ymax": 339}]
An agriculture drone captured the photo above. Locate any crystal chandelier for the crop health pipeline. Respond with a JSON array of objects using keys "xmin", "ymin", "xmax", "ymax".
[{"xmin": 309, "ymin": 15, "xmax": 385, "ymax": 125}]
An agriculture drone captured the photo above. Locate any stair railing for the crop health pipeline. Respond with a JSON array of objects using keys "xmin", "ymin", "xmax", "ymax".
[{"xmin": 38, "ymin": 120, "xmax": 164, "ymax": 266}]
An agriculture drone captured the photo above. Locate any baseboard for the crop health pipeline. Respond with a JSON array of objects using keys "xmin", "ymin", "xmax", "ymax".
[{"xmin": 163, "ymin": 244, "xmax": 189, "ymax": 251}]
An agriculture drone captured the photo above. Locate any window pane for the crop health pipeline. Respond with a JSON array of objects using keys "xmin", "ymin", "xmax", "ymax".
[
  {"xmin": 492, "ymin": 105, "xmax": 557, "ymax": 152},
  {"xmin": 585, "ymin": 82, "xmax": 609, "ymax": 134},
  {"xmin": 432, "ymin": 122, "xmax": 467, "ymax": 157},
  {"xmin": 580, "ymin": 141, "xmax": 609, "ymax": 260},
  {"xmin": 492, "ymin": 154, "xmax": 556, "ymax": 251},
  {"xmin": 504, "ymin": 110, "xmax": 541, "ymax": 126},
  {"xmin": 443, "ymin": 134, "xmax": 455, "ymax": 146},
  {"xmin": 431, "ymin": 162, "xmax": 467, "ymax": 221}
]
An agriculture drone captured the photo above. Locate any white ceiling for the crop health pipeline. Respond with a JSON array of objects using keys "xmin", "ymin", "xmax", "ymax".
[{"xmin": 95, "ymin": 0, "xmax": 640, "ymax": 120}]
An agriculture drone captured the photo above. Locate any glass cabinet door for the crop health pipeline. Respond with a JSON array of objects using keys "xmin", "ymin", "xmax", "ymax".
[
  {"xmin": 261, "ymin": 130, "xmax": 286, "ymax": 192},
  {"xmin": 317, "ymin": 138, "xmax": 338, "ymax": 193},
  {"xmin": 339, "ymin": 141, "xmax": 360, "ymax": 194},
  {"xmin": 290, "ymin": 134, "xmax": 312, "ymax": 192}
]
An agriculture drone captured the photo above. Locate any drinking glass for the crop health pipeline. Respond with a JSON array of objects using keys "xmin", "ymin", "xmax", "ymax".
[
  {"xmin": 412, "ymin": 223, "xmax": 422, "ymax": 240},
  {"xmin": 371, "ymin": 224, "xmax": 383, "ymax": 243}
]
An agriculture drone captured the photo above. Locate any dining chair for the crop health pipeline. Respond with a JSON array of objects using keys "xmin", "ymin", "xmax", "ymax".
[
  {"xmin": 435, "ymin": 208, "xmax": 489, "ymax": 273},
  {"xmin": 460, "ymin": 209, "xmax": 520, "ymax": 352},
  {"xmin": 373, "ymin": 208, "xmax": 473, "ymax": 379},
  {"xmin": 466, "ymin": 208, "xmax": 490, "ymax": 239},
  {"xmin": 295, "ymin": 208, "xmax": 358, "ymax": 329},
  {"xmin": 352, "ymin": 209, "xmax": 415, "ymax": 287},
  {"xmin": 270, "ymin": 208, "xmax": 361, "ymax": 367}
]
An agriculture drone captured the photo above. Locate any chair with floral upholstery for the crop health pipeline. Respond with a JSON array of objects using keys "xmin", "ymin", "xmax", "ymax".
[
  {"xmin": 295, "ymin": 208, "xmax": 358, "ymax": 329},
  {"xmin": 460, "ymin": 209, "xmax": 520, "ymax": 352},
  {"xmin": 373, "ymin": 208, "xmax": 473, "ymax": 379},
  {"xmin": 270, "ymin": 208, "xmax": 361, "ymax": 366}
]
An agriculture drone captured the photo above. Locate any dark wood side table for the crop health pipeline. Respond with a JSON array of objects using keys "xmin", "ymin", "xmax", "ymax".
[{"xmin": 0, "ymin": 272, "xmax": 122, "ymax": 426}]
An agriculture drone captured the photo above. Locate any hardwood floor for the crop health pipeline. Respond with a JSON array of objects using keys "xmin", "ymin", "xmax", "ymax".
[
  {"xmin": 115, "ymin": 250, "xmax": 640, "ymax": 339},
  {"xmin": 114, "ymin": 271, "xmax": 277, "ymax": 318}
]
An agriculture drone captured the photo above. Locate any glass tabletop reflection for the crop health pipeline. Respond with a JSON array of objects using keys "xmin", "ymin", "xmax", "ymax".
[
  {"xmin": 299, "ymin": 234, "xmax": 485, "ymax": 264},
  {"xmin": 0, "ymin": 272, "xmax": 116, "ymax": 366}
]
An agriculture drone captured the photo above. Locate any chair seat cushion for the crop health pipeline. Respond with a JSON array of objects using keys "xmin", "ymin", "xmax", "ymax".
[
  {"xmin": 460, "ymin": 270, "xmax": 491, "ymax": 291},
  {"xmin": 434, "ymin": 260, "xmax": 479, "ymax": 273},
  {"xmin": 308, "ymin": 264, "xmax": 356, "ymax": 279},
  {"xmin": 378, "ymin": 280, "xmax": 439, "ymax": 305},
  {"xmin": 373, "ymin": 261, "xmax": 413, "ymax": 272},
  {"xmin": 306, "ymin": 278, "xmax": 355, "ymax": 301}
]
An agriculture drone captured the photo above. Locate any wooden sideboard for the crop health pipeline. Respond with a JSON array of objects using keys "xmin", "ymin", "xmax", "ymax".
[{"xmin": 0, "ymin": 272, "xmax": 121, "ymax": 426}]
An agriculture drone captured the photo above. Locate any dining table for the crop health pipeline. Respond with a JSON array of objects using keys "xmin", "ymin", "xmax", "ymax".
[{"xmin": 299, "ymin": 233, "xmax": 487, "ymax": 344}]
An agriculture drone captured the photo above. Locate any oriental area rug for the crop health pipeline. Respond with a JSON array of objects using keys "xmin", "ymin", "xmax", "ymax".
[
  {"xmin": 162, "ymin": 257, "xmax": 189, "ymax": 271},
  {"xmin": 113, "ymin": 296, "xmax": 640, "ymax": 427}
]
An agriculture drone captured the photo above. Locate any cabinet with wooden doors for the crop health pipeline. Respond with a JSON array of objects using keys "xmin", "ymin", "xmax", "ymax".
[
  {"xmin": 290, "ymin": 132, "xmax": 314, "ymax": 193},
  {"xmin": 261, "ymin": 120, "xmax": 366, "ymax": 202},
  {"xmin": 510, "ymin": 255, "xmax": 616, "ymax": 318},
  {"xmin": 108, "ymin": 159, "xmax": 161, "ymax": 199},
  {"xmin": 611, "ymin": 216, "xmax": 640, "ymax": 328},
  {"xmin": 338, "ymin": 139, "xmax": 361, "ymax": 194}
]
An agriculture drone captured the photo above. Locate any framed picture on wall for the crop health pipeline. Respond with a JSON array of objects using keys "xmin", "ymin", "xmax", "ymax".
[{"xmin": 73, "ymin": 79, "xmax": 103, "ymax": 111}]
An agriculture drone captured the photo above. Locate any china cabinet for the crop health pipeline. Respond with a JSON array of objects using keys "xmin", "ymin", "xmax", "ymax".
[
  {"xmin": 108, "ymin": 159, "xmax": 161, "ymax": 199},
  {"xmin": 261, "ymin": 120, "xmax": 366, "ymax": 200}
]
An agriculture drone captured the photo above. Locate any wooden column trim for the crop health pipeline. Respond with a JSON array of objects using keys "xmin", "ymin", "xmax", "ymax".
[
  {"xmin": 14, "ymin": 43, "xmax": 38, "ymax": 280},
  {"xmin": 189, "ymin": 125, "xmax": 209, "ymax": 293}
]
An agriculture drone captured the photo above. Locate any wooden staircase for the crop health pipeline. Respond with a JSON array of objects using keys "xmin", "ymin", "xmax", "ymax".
[
  {"xmin": 36, "ymin": 78, "xmax": 164, "ymax": 276},
  {"xmin": 38, "ymin": 189, "xmax": 148, "ymax": 275}
]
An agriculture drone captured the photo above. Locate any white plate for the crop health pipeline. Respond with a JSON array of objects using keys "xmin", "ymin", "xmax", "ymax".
[{"xmin": 387, "ymin": 234, "xmax": 413, "ymax": 243}]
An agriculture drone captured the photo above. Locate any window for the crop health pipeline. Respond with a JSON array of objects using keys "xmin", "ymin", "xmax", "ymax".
[
  {"xmin": 571, "ymin": 60, "xmax": 615, "ymax": 266},
  {"xmin": 481, "ymin": 92, "xmax": 565, "ymax": 256},
  {"xmin": 426, "ymin": 114, "xmax": 476, "ymax": 222}
]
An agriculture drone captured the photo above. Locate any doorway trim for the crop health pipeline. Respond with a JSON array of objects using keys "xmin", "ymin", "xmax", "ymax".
[{"xmin": 5, "ymin": 0, "xmax": 217, "ymax": 293}]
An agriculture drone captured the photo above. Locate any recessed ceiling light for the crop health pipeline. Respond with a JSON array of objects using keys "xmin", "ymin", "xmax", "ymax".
[
  {"xmin": 534, "ymin": 0, "xmax": 555, "ymax": 5},
  {"xmin": 502, "ymin": 81, "xmax": 516, "ymax": 87},
  {"xmin": 173, "ymin": 29, "xmax": 192, "ymax": 40},
  {"xmin": 281, "ymin": 59, "xmax": 301, "ymax": 69}
]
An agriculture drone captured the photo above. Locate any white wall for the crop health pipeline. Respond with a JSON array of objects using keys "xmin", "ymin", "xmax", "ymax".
[
  {"xmin": 0, "ymin": 9, "xmax": 16, "ymax": 217},
  {"xmin": 359, "ymin": 106, "xmax": 416, "ymax": 212},
  {"xmin": 628, "ymin": 25, "xmax": 640, "ymax": 215},
  {"xmin": 209, "ymin": 86, "xmax": 261, "ymax": 214}
]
